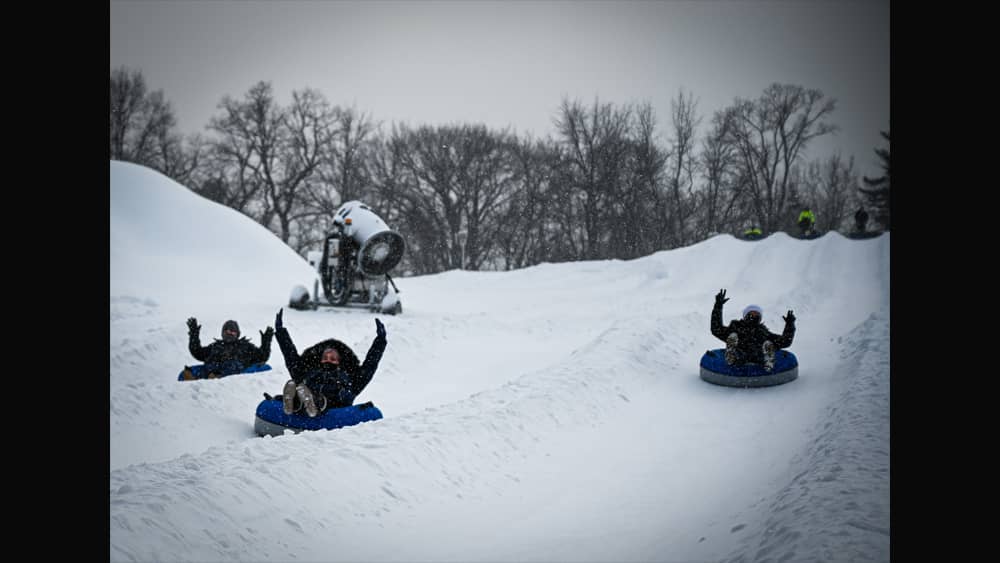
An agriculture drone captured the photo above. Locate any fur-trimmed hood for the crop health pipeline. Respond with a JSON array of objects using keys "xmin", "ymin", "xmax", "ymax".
[{"xmin": 299, "ymin": 338, "xmax": 361, "ymax": 377}]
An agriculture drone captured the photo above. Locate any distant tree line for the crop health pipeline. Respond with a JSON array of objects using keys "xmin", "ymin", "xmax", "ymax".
[{"xmin": 111, "ymin": 66, "xmax": 890, "ymax": 275}]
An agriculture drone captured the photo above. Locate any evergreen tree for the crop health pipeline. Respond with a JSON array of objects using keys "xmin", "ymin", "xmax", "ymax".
[{"xmin": 860, "ymin": 130, "xmax": 890, "ymax": 230}]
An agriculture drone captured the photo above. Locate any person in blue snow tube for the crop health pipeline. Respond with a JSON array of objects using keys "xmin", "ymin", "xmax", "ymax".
[
  {"xmin": 711, "ymin": 289, "xmax": 795, "ymax": 371},
  {"xmin": 183, "ymin": 318, "xmax": 273, "ymax": 379},
  {"xmin": 272, "ymin": 308, "xmax": 387, "ymax": 417}
]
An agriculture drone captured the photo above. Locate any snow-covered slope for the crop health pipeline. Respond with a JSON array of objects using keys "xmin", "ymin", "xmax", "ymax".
[{"xmin": 109, "ymin": 161, "xmax": 890, "ymax": 562}]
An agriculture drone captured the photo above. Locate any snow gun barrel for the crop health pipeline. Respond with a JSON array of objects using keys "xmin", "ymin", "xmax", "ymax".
[{"xmin": 334, "ymin": 201, "xmax": 406, "ymax": 276}]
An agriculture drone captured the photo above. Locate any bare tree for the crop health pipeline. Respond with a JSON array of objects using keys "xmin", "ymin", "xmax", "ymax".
[
  {"xmin": 555, "ymin": 97, "xmax": 633, "ymax": 259},
  {"xmin": 612, "ymin": 102, "xmax": 668, "ymax": 258},
  {"xmin": 161, "ymin": 74, "xmax": 865, "ymax": 271},
  {"xmin": 453, "ymin": 126, "xmax": 519, "ymax": 270},
  {"xmin": 207, "ymin": 82, "xmax": 333, "ymax": 247},
  {"xmin": 307, "ymin": 106, "xmax": 378, "ymax": 224},
  {"xmin": 723, "ymin": 83, "xmax": 838, "ymax": 233},
  {"xmin": 110, "ymin": 67, "xmax": 148, "ymax": 161},
  {"xmin": 196, "ymin": 139, "xmax": 261, "ymax": 216},
  {"xmin": 795, "ymin": 153, "xmax": 860, "ymax": 233},
  {"xmin": 365, "ymin": 129, "xmax": 409, "ymax": 215},
  {"xmin": 110, "ymin": 66, "xmax": 191, "ymax": 176},
  {"xmin": 156, "ymin": 132, "xmax": 205, "ymax": 187},
  {"xmin": 394, "ymin": 124, "xmax": 464, "ymax": 271},
  {"xmin": 493, "ymin": 136, "xmax": 559, "ymax": 269},
  {"xmin": 368, "ymin": 130, "xmax": 427, "ymax": 273},
  {"xmin": 694, "ymin": 109, "xmax": 743, "ymax": 239},
  {"xmin": 663, "ymin": 90, "xmax": 701, "ymax": 248},
  {"xmin": 269, "ymin": 88, "xmax": 334, "ymax": 248},
  {"xmin": 385, "ymin": 123, "xmax": 516, "ymax": 271},
  {"xmin": 546, "ymin": 154, "xmax": 585, "ymax": 262},
  {"xmin": 206, "ymin": 83, "xmax": 280, "ymax": 220}
]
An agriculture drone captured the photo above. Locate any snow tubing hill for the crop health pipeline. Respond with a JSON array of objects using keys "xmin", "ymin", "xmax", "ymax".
[
  {"xmin": 700, "ymin": 349, "xmax": 798, "ymax": 387},
  {"xmin": 254, "ymin": 398, "xmax": 383, "ymax": 437},
  {"xmin": 178, "ymin": 363, "xmax": 272, "ymax": 381}
]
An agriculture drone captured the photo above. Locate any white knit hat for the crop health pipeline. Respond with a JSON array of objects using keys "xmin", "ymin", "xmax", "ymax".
[{"xmin": 742, "ymin": 304, "xmax": 763, "ymax": 318}]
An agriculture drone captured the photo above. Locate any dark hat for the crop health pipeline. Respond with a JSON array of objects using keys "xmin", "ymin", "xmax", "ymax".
[
  {"xmin": 742, "ymin": 305, "xmax": 762, "ymax": 320},
  {"xmin": 222, "ymin": 320, "xmax": 240, "ymax": 338}
]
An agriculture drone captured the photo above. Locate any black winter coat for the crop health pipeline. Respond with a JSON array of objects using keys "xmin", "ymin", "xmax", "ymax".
[
  {"xmin": 189, "ymin": 332, "xmax": 271, "ymax": 367},
  {"xmin": 854, "ymin": 208, "xmax": 869, "ymax": 230},
  {"xmin": 711, "ymin": 303, "xmax": 795, "ymax": 364},
  {"xmin": 276, "ymin": 327, "xmax": 386, "ymax": 408}
]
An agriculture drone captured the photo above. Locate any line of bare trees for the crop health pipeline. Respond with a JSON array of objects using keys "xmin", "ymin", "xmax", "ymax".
[
  {"xmin": 111, "ymin": 66, "xmax": 890, "ymax": 276},
  {"xmin": 110, "ymin": 67, "xmax": 204, "ymax": 186}
]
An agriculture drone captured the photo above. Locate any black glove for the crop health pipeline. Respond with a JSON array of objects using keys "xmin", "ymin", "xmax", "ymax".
[
  {"xmin": 275, "ymin": 308, "xmax": 283, "ymax": 330},
  {"xmin": 783, "ymin": 310, "xmax": 796, "ymax": 324},
  {"xmin": 714, "ymin": 289, "xmax": 729, "ymax": 307},
  {"xmin": 375, "ymin": 318, "xmax": 386, "ymax": 340},
  {"xmin": 261, "ymin": 326, "xmax": 274, "ymax": 342},
  {"xmin": 187, "ymin": 317, "xmax": 200, "ymax": 334}
]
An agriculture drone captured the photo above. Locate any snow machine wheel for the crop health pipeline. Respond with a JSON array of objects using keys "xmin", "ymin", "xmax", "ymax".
[
  {"xmin": 332, "ymin": 285, "xmax": 351, "ymax": 306},
  {"xmin": 288, "ymin": 285, "xmax": 312, "ymax": 311}
]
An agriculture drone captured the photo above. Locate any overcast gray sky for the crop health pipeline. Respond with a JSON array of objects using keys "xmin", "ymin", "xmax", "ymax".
[{"xmin": 110, "ymin": 0, "xmax": 889, "ymax": 178}]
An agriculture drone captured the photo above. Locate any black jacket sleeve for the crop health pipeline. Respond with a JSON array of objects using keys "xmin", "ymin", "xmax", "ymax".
[
  {"xmin": 710, "ymin": 303, "xmax": 730, "ymax": 342},
  {"xmin": 275, "ymin": 327, "xmax": 304, "ymax": 382},
  {"xmin": 237, "ymin": 341, "xmax": 268, "ymax": 366},
  {"xmin": 189, "ymin": 331, "xmax": 209, "ymax": 362},
  {"xmin": 771, "ymin": 321, "xmax": 795, "ymax": 349},
  {"xmin": 352, "ymin": 333, "xmax": 387, "ymax": 396},
  {"xmin": 249, "ymin": 331, "xmax": 273, "ymax": 364}
]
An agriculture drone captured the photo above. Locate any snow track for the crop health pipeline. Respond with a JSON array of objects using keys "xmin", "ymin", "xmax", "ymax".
[{"xmin": 110, "ymin": 161, "xmax": 890, "ymax": 562}]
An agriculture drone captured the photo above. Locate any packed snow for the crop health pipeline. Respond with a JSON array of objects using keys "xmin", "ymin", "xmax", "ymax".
[{"xmin": 110, "ymin": 161, "xmax": 889, "ymax": 562}]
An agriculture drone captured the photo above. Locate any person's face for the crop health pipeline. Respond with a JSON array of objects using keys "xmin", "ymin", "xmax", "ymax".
[
  {"xmin": 321, "ymin": 348, "xmax": 340, "ymax": 365},
  {"xmin": 744, "ymin": 311, "xmax": 761, "ymax": 324},
  {"xmin": 223, "ymin": 328, "xmax": 239, "ymax": 342}
]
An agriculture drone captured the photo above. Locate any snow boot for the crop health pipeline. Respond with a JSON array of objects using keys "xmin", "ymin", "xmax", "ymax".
[
  {"xmin": 296, "ymin": 384, "xmax": 319, "ymax": 417},
  {"xmin": 725, "ymin": 333, "xmax": 740, "ymax": 365},
  {"xmin": 763, "ymin": 341, "xmax": 776, "ymax": 371},
  {"xmin": 282, "ymin": 379, "xmax": 298, "ymax": 415}
]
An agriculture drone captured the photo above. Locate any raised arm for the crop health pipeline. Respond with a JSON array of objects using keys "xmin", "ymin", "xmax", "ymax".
[
  {"xmin": 250, "ymin": 326, "xmax": 274, "ymax": 364},
  {"xmin": 187, "ymin": 317, "xmax": 209, "ymax": 361},
  {"xmin": 274, "ymin": 308, "xmax": 304, "ymax": 382},
  {"xmin": 710, "ymin": 289, "xmax": 730, "ymax": 341},
  {"xmin": 353, "ymin": 318, "xmax": 387, "ymax": 395},
  {"xmin": 772, "ymin": 310, "xmax": 796, "ymax": 348}
]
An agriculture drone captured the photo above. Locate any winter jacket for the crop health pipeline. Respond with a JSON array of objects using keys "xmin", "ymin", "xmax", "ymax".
[
  {"xmin": 276, "ymin": 327, "xmax": 386, "ymax": 409},
  {"xmin": 711, "ymin": 303, "xmax": 795, "ymax": 364},
  {"xmin": 189, "ymin": 332, "xmax": 272, "ymax": 372},
  {"xmin": 797, "ymin": 209, "xmax": 816, "ymax": 226}
]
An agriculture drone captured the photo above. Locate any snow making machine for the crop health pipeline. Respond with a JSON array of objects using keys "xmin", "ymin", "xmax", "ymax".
[{"xmin": 289, "ymin": 201, "xmax": 406, "ymax": 315}]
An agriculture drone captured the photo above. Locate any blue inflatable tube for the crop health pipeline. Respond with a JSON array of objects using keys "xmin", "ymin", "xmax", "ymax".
[
  {"xmin": 254, "ymin": 398, "xmax": 383, "ymax": 436},
  {"xmin": 178, "ymin": 363, "xmax": 272, "ymax": 381},
  {"xmin": 699, "ymin": 349, "xmax": 798, "ymax": 387}
]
